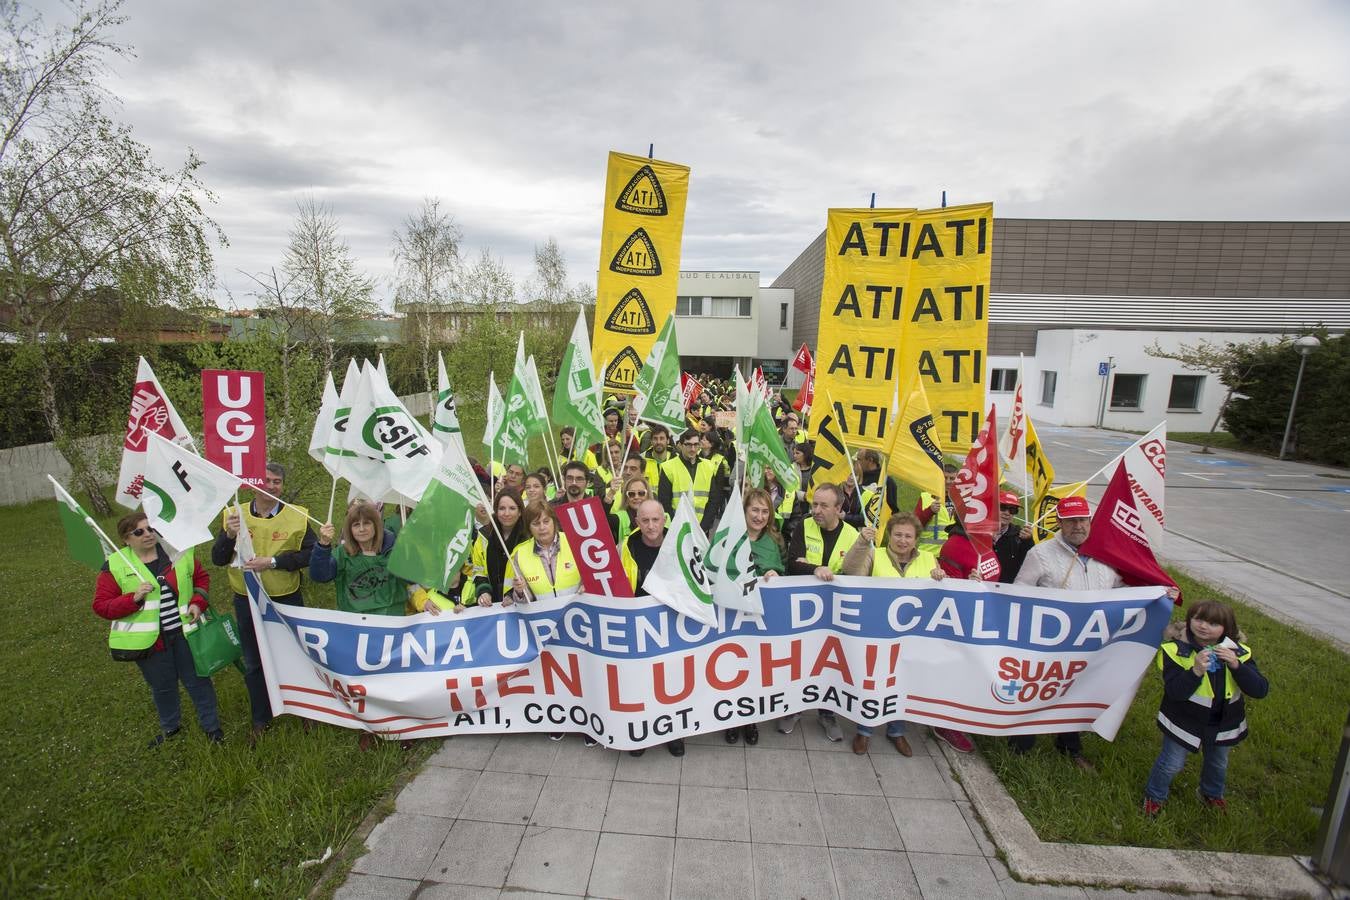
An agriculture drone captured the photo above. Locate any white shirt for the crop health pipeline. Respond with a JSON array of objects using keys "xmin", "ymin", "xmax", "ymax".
[{"xmin": 1014, "ymin": 535, "xmax": 1125, "ymax": 591}]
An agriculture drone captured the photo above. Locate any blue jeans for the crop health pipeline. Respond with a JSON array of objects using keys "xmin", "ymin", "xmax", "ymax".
[
  {"xmin": 136, "ymin": 629, "xmax": 220, "ymax": 735},
  {"xmin": 234, "ymin": 590, "xmax": 305, "ymax": 727},
  {"xmin": 856, "ymin": 721, "xmax": 906, "ymax": 738},
  {"xmin": 1145, "ymin": 734, "xmax": 1231, "ymax": 802}
]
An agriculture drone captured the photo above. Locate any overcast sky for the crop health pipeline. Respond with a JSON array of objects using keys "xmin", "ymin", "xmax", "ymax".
[{"xmin": 43, "ymin": 0, "xmax": 1350, "ymax": 307}]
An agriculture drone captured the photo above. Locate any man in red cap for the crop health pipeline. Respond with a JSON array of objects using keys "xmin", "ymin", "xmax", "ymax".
[
  {"xmin": 993, "ymin": 491, "xmax": 1035, "ymax": 583},
  {"xmin": 1010, "ymin": 494, "xmax": 1125, "ymax": 771}
]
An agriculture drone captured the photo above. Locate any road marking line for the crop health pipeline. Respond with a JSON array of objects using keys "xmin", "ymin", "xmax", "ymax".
[
  {"xmin": 1251, "ymin": 488, "xmax": 1291, "ymax": 500},
  {"xmin": 1179, "ymin": 473, "xmax": 1212, "ymax": 482},
  {"xmin": 1268, "ymin": 473, "xmax": 1310, "ymax": 478}
]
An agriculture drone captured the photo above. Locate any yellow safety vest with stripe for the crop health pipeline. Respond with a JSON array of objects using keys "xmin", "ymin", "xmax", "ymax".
[
  {"xmin": 917, "ymin": 491, "xmax": 955, "ymax": 548},
  {"xmin": 643, "ymin": 457, "xmax": 660, "ymax": 487},
  {"xmin": 871, "ymin": 546, "xmax": 939, "ymax": 578},
  {"xmin": 513, "ymin": 535, "xmax": 582, "ymax": 599},
  {"xmin": 1155, "ymin": 640, "xmax": 1256, "ymax": 749},
  {"xmin": 661, "ymin": 456, "xmax": 717, "ymax": 518},
  {"xmin": 802, "ymin": 518, "xmax": 859, "ymax": 574},
  {"xmin": 707, "ymin": 452, "xmax": 730, "ymax": 480},
  {"xmin": 559, "ymin": 447, "xmax": 598, "ymax": 472},
  {"xmin": 221, "ymin": 503, "xmax": 309, "ymax": 596},
  {"xmin": 106, "ymin": 549, "xmax": 199, "ymax": 651}
]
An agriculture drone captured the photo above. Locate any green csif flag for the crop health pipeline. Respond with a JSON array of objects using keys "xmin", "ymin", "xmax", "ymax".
[
  {"xmin": 50, "ymin": 475, "xmax": 116, "ymax": 570},
  {"xmin": 552, "ymin": 308, "xmax": 606, "ymax": 450},
  {"xmin": 387, "ymin": 445, "xmax": 482, "ymax": 591},
  {"xmin": 632, "ymin": 315, "xmax": 686, "ymax": 431}
]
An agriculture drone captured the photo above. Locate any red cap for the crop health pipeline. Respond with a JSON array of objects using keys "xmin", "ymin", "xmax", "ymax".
[
  {"xmin": 1056, "ymin": 496, "xmax": 1091, "ymax": 519},
  {"xmin": 998, "ymin": 491, "xmax": 1020, "ymax": 508}
]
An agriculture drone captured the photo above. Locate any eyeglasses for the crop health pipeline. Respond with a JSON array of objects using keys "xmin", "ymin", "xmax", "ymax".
[
  {"xmin": 130, "ymin": 527, "xmax": 157, "ymax": 537},
  {"xmin": 626, "ymin": 490, "xmax": 648, "ymax": 498}
]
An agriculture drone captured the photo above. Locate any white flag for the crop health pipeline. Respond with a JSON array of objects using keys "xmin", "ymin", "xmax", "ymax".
[
  {"xmin": 141, "ymin": 432, "xmax": 241, "ymax": 551},
  {"xmin": 116, "ymin": 356, "xmax": 197, "ymax": 509},
  {"xmin": 333, "ymin": 362, "xmax": 391, "ymax": 500},
  {"xmin": 483, "ymin": 371, "xmax": 504, "ymax": 447},
  {"xmin": 704, "ymin": 481, "xmax": 763, "ymax": 615},
  {"xmin": 309, "ymin": 371, "xmax": 339, "ymax": 467},
  {"xmin": 344, "ymin": 362, "xmax": 440, "ymax": 502},
  {"xmin": 1120, "ymin": 422, "xmax": 1167, "ymax": 551},
  {"xmin": 432, "ymin": 351, "xmax": 467, "ymax": 455},
  {"xmin": 998, "ymin": 381, "xmax": 1029, "ymax": 494},
  {"xmin": 642, "ymin": 493, "xmax": 718, "ymax": 627}
]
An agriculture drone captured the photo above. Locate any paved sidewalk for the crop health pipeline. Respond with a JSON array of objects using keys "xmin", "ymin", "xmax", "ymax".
[{"xmin": 338, "ymin": 726, "xmax": 1239, "ymax": 899}]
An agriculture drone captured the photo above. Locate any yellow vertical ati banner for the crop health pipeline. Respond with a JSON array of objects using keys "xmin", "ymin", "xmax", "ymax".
[
  {"xmin": 592, "ymin": 151, "xmax": 690, "ymax": 393},
  {"xmin": 809, "ymin": 203, "xmax": 992, "ymax": 485}
]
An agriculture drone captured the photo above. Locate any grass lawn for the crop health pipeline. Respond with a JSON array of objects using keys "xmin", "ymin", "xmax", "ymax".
[
  {"xmin": 977, "ymin": 568, "xmax": 1350, "ymax": 854},
  {"xmin": 1166, "ymin": 430, "xmax": 1247, "ymax": 453},
  {"xmin": 0, "ymin": 492, "xmax": 435, "ymax": 898}
]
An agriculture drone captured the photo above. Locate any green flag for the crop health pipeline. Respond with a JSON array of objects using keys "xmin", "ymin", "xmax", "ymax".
[
  {"xmin": 632, "ymin": 315, "xmax": 686, "ymax": 431},
  {"xmin": 387, "ymin": 446, "xmax": 482, "ymax": 591},
  {"xmin": 552, "ymin": 308, "xmax": 606, "ymax": 450},
  {"xmin": 492, "ymin": 371, "xmax": 532, "ymax": 467},
  {"xmin": 49, "ymin": 476, "xmax": 115, "ymax": 570},
  {"xmin": 432, "ymin": 351, "xmax": 465, "ymax": 453},
  {"xmin": 745, "ymin": 400, "xmax": 800, "ymax": 496}
]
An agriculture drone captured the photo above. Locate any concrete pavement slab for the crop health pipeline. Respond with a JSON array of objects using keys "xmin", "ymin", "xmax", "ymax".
[
  {"xmin": 602, "ymin": 779, "xmax": 678, "ymax": 837},
  {"xmin": 745, "ymin": 747, "xmax": 813, "ymax": 792},
  {"xmin": 331, "ymin": 873, "xmax": 418, "ymax": 900},
  {"xmin": 530, "ymin": 774, "xmax": 611, "ymax": 831},
  {"xmin": 550, "ymin": 735, "xmax": 619, "ymax": 780},
  {"xmin": 426, "ymin": 819, "xmax": 523, "ymax": 887},
  {"xmin": 676, "ymin": 785, "xmax": 751, "ymax": 841},
  {"xmin": 829, "ymin": 847, "xmax": 922, "ymax": 899},
  {"xmin": 678, "ymin": 743, "xmax": 748, "ymax": 788},
  {"xmin": 426, "ymin": 734, "xmax": 499, "ymax": 769},
  {"xmin": 871, "ymin": 753, "xmax": 952, "ymax": 800},
  {"xmin": 751, "ymin": 842, "xmax": 838, "ymax": 900},
  {"xmin": 349, "ymin": 812, "xmax": 452, "ymax": 881},
  {"xmin": 816, "ymin": 793, "xmax": 903, "ymax": 851},
  {"xmin": 906, "ymin": 851, "xmax": 1001, "ymax": 899},
  {"xmin": 485, "ymin": 733, "xmax": 558, "ymax": 775},
  {"xmin": 672, "ymin": 837, "xmax": 754, "ymax": 900},
  {"xmin": 889, "ymin": 797, "xmax": 982, "ymax": 856},
  {"xmin": 409, "ymin": 884, "xmax": 499, "ymax": 900},
  {"xmin": 505, "ymin": 824, "xmax": 600, "ymax": 895},
  {"xmin": 807, "ymin": 750, "xmax": 884, "ymax": 796},
  {"xmin": 587, "ymin": 832, "xmax": 675, "ymax": 900},
  {"xmin": 392, "ymin": 764, "xmax": 477, "ymax": 818},
  {"xmin": 747, "ymin": 789, "xmax": 827, "ymax": 846},
  {"xmin": 457, "ymin": 769, "xmax": 545, "ymax": 824}
]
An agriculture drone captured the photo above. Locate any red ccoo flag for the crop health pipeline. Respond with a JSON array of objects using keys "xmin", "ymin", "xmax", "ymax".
[
  {"xmin": 949, "ymin": 407, "xmax": 1000, "ymax": 577},
  {"xmin": 680, "ymin": 372, "xmax": 703, "ymax": 409},
  {"xmin": 1078, "ymin": 462, "xmax": 1180, "ymax": 602}
]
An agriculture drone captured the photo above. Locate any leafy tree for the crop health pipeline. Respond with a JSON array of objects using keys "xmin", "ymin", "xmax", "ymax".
[
  {"xmin": 0, "ymin": 0, "xmax": 221, "ymax": 512},
  {"xmin": 460, "ymin": 247, "xmax": 515, "ymax": 309},
  {"xmin": 392, "ymin": 197, "xmax": 460, "ymax": 392},
  {"xmin": 1145, "ymin": 337, "xmax": 1274, "ymax": 453},
  {"xmin": 1222, "ymin": 331, "xmax": 1347, "ymax": 465}
]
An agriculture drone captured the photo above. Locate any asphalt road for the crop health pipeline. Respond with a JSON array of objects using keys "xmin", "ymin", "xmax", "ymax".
[{"xmin": 1037, "ymin": 424, "xmax": 1350, "ymax": 644}]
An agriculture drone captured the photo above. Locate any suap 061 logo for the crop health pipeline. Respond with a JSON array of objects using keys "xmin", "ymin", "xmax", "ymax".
[{"xmin": 991, "ymin": 656, "xmax": 1088, "ymax": 705}]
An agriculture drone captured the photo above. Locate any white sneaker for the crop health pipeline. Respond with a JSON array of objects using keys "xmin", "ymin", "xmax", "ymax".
[{"xmin": 776, "ymin": 713, "xmax": 800, "ymax": 735}]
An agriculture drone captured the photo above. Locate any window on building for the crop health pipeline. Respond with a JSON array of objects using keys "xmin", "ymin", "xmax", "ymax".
[
  {"xmin": 1110, "ymin": 374, "xmax": 1146, "ymax": 410},
  {"xmin": 1168, "ymin": 374, "xmax": 1204, "ymax": 411},
  {"xmin": 676, "ymin": 296, "xmax": 706, "ymax": 317},
  {"xmin": 779, "ymin": 302, "xmax": 789, "ymax": 329},
  {"xmin": 989, "ymin": 368, "xmax": 1018, "ymax": 392},
  {"xmin": 1039, "ymin": 371, "xmax": 1057, "ymax": 406},
  {"xmin": 710, "ymin": 296, "xmax": 752, "ymax": 317}
]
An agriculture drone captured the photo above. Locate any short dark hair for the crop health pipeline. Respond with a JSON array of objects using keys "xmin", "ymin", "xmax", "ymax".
[
  {"xmin": 117, "ymin": 512, "xmax": 149, "ymax": 541},
  {"xmin": 265, "ymin": 461, "xmax": 286, "ymax": 480},
  {"xmin": 813, "ymin": 482, "xmax": 844, "ymax": 506},
  {"xmin": 559, "ymin": 425, "xmax": 575, "ymax": 437},
  {"xmin": 562, "ymin": 460, "xmax": 590, "ymax": 479},
  {"xmin": 679, "ymin": 428, "xmax": 701, "ymax": 444}
]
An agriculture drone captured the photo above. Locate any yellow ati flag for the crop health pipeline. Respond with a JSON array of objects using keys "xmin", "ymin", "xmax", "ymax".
[
  {"xmin": 810, "ymin": 204, "xmax": 993, "ymax": 468},
  {"xmin": 592, "ymin": 151, "xmax": 690, "ymax": 394}
]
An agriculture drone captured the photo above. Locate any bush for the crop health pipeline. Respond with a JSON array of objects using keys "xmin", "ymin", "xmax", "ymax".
[{"xmin": 1222, "ymin": 331, "xmax": 1348, "ymax": 466}]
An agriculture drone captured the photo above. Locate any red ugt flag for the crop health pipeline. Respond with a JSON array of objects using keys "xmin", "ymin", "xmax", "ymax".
[
  {"xmin": 1078, "ymin": 462, "xmax": 1180, "ymax": 602},
  {"xmin": 949, "ymin": 407, "xmax": 1000, "ymax": 577}
]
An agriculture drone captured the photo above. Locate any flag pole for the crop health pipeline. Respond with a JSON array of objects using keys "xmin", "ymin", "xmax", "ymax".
[
  {"xmin": 48, "ymin": 475, "xmax": 139, "ymax": 570},
  {"xmin": 824, "ymin": 390, "xmax": 873, "ymax": 531},
  {"xmin": 1019, "ymin": 354, "xmax": 1029, "ymax": 526},
  {"xmin": 326, "ymin": 474, "xmax": 339, "ymax": 524}
]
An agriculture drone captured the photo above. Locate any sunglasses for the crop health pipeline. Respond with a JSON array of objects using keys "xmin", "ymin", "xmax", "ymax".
[
  {"xmin": 626, "ymin": 490, "xmax": 648, "ymax": 498},
  {"xmin": 130, "ymin": 526, "xmax": 157, "ymax": 537}
]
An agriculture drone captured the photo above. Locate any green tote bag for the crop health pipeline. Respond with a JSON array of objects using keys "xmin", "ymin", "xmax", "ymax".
[{"xmin": 185, "ymin": 608, "xmax": 245, "ymax": 677}]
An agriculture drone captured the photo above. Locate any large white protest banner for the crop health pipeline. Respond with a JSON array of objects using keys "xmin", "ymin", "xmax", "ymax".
[{"xmin": 247, "ymin": 575, "xmax": 1172, "ymax": 749}]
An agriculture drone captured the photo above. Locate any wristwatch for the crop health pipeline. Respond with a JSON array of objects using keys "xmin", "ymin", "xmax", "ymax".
[{"xmin": 269, "ymin": 557, "xmax": 278, "ymax": 569}]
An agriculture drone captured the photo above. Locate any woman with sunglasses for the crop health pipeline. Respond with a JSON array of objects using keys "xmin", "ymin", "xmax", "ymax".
[
  {"xmin": 607, "ymin": 476, "xmax": 660, "ymax": 544},
  {"xmin": 92, "ymin": 513, "xmax": 223, "ymax": 748}
]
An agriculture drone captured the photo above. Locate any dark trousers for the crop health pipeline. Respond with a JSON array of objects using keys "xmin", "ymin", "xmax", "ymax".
[
  {"xmin": 233, "ymin": 589, "xmax": 305, "ymax": 727},
  {"xmin": 136, "ymin": 629, "xmax": 220, "ymax": 735},
  {"xmin": 1009, "ymin": 731, "xmax": 1083, "ymax": 755}
]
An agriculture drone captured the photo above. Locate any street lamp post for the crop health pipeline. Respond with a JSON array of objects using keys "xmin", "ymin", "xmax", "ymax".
[{"xmin": 1279, "ymin": 335, "xmax": 1322, "ymax": 460}]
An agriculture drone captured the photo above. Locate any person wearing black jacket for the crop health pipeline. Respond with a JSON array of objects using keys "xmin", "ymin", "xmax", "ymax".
[
  {"xmin": 992, "ymin": 491, "xmax": 1035, "ymax": 583},
  {"xmin": 1144, "ymin": 601, "xmax": 1269, "ymax": 816},
  {"xmin": 656, "ymin": 429, "xmax": 727, "ymax": 533}
]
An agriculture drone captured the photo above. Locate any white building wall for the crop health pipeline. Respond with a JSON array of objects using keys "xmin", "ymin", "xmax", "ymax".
[
  {"xmin": 985, "ymin": 329, "xmax": 1281, "ymax": 429},
  {"xmin": 673, "ymin": 271, "xmax": 759, "ymax": 361},
  {"xmin": 757, "ymin": 287, "xmax": 795, "ymax": 364}
]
